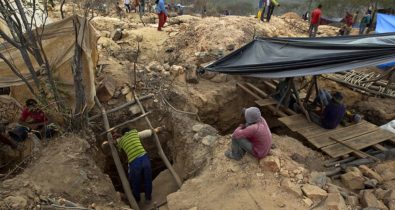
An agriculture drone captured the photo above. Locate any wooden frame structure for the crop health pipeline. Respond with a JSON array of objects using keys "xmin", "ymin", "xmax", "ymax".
[{"xmin": 238, "ymin": 80, "xmax": 395, "ymax": 160}]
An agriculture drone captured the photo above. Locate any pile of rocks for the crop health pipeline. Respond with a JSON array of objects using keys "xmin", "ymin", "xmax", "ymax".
[
  {"xmin": 260, "ymin": 150, "xmax": 395, "ymax": 210},
  {"xmin": 145, "ymin": 61, "xmax": 199, "ymax": 84}
]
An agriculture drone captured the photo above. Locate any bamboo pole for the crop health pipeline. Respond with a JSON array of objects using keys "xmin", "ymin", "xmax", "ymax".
[
  {"xmin": 133, "ymin": 91, "xmax": 183, "ymax": 188},
  {"xmin": 324, "ymin": 76, "xmax": 395, "ymax": 99},
  {"xmin": 94, "ymin": 96, "xmax": 140, "ymax": 210}
]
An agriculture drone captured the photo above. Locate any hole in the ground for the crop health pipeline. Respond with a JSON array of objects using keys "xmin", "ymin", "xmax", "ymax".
[
  {"xmin": 101, "ymin": 129, "xmax": 173, "ymax": 194},
  {"xmin": 91, "ymin": 106, "xmax": 180, "ymax": 209}
]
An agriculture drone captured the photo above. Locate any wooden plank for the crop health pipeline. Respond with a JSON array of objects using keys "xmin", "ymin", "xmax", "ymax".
[
  {"xmin": 372, "ymin": 144, "xmax": 388, "ymax": 152},
  {"xmin": 321, "ymin": 130, "xmax": 395, "ymax": 158},
  {"xmin": 300, "ymin": 121, "xmax": 369, "ymax": 138},
  {"xmin": 278, "ymin": 114, "xmax": 317, "ymax": 131},
  {"xmin": 352, "ymin": 151, "xmax": 367, "ymax": 159},
  {"xmin": 329, "ymin": 137, "xmax": 379, "ymax": 161},
  {"xmin": 237, "ymin": 83, "xmax": 287, "ymax": 117},
  {"xmin": 255, "ymin": 99, "xmax": 278, "ymax": 107},
  {"xmin": 307, "ymin": 124, "xmax": 378, "ymax": 148}
]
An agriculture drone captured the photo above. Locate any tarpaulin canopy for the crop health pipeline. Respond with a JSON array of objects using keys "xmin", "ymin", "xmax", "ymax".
[
  {"xmin": 377, "ymin": 13, "xmax": 395, "ymax": 33},
  {"xmin": 0, "ymin": 16, "xmax": 98, "ymax": 110},
  {"xmin": 204, "ymin": 33, "xmax": 395, "ymax": 78}
]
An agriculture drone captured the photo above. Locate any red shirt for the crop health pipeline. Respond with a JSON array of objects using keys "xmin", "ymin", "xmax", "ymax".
[
  {"xmin": 20, "ymin": 107, "xmax": 48, "ymax": 123},
  {"xmin": 345, "ymin": 14, "xmax": 353, "ymax": 27},
  {"xmin": 311, "ymin": 8, "xmax": 322, "ymax": 25},
  {"xmin": 232, "ymin": 117, "xmax": 272, "ymax": 159}
]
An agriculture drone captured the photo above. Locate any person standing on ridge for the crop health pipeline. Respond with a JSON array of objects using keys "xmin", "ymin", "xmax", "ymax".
[
  {"xmin": 308, "ymin": 4, "xmax": 322, "ymax": 38},
  {"xmin": 266, "ymin": 0, "xmax": 280, "ymax": 22},
  {"xmin": 359, "ymin": 11, "xmax": 371, "ymax": 35},
  {"xmin": 156, "ymin": 0, "xmax": 167, "ymax": 31}
]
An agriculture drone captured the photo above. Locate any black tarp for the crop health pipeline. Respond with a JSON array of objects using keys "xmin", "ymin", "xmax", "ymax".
[{"xmin": 204, "ymin": 33, "xmax": 395, "ymax": 78}]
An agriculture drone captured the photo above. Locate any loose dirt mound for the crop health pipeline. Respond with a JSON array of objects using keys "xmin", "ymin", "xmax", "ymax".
[
  {"xmin": 282, "ymin": 12, "xmax": 303, "ymax": 20},
  {"xmin": 0, "ymin": 134, "xmax": 127, "ymax": 209},
  {"xmin": 164, "ymin": 15, "xmax": 338, "ymax": 64},
  {"xmin": 165, "ymin": 134, "xmax": 323, "ymax": 210}
]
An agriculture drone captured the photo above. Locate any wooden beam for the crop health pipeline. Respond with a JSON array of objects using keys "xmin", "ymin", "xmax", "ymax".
[
  {"xmin": 94, "ymin": 96, "xmax": 140, "ymax": 210},
  {"xmin": 237, "ymin": 83, "xmax": 287, "ymax": 117},
  {"xmin": 89, "ymin": 94, "xmax": 154, "ymax": 121},
  {"xmin": 329, "ymin": 137, "xmax": 380, "ymax": 162},
  {"xmin": 303, "ymin": 77, "xmax": 315, "ymax": 108},
  {"xmin": 133, "ymin": 91, "xmax": 183, "ymax": 188},
  {"xmin": 245, "ymin": 83, "xmax": 296, "ymax": 116},
  {"xmin": 99, "ymin": 111, "xmax": 152, "ymax": 136},
  {"xmin": 290, "ymin": 78, "xmax": 311, "ymax": 122},
  {"xmin": 372, "ymin": 144, "xmax": 388, "ymax": 152}
]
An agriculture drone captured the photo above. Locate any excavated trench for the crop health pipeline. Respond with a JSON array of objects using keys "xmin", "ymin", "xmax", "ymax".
[{"xmin": 92, "ymin": 80, "xmax": 286, "ymax": 208}]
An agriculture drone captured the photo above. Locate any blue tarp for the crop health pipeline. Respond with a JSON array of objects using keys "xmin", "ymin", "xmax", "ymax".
[{"xmin": 376, "ymin": 13, "xmax": 395, "ymax": 33}]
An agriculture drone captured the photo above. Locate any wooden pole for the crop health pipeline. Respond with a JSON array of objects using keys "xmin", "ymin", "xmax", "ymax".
[
  {"xmin": 290, "ymin": 79, "xmax": 311, "ymax": 122},
  {"xmin": 329, "ymin": 137, "xmax": 380, "ymax": 162},
  {"xmin": 133, "ymin": 91, "xmax": 183, "ymax": 188},
  {"xmin": 99, "ymin": 111, "xmax": 152, "ymax": 136},
  {"xmin": 324, "ymin": 76, "xmax": 395, "ymax": 99},
  {"xmin": 303, "ymin": 76, "xmax": 315, "ymax": 108},
  {"xmin": 89, "ymin": 94, "xmax": 153, "ymax": 121},
  {"xmin": 275, "ymin": 78, "xmax": 292, "ymax": 114},
  {"xmin": 244, "ymin": 82, "xmax": 294, "ymax": 116},
  {"xmin": 237, "ymin": 83, "xmax": 288, "ymax": 117},
  {"xmin": 94, "ymin": 96, "xmax": 140, "ymax": 210}
]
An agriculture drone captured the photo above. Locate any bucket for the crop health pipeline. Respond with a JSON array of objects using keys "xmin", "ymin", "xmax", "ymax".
[{"xmin": 8, "ymin": 126, "xmax": 29, "ymax": 142}]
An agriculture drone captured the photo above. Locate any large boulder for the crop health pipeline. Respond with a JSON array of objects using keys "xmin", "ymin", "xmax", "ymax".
[
  {"xmin": 361, "ymin": 190, "xmax": 388, "ymax": 210},
  {"xmin": 341, "ymin": 170, "xmax": 365, "ymax": 190},
  {"xmin": 301, "ymin": 184, "xmax": 328, "ymax": 202},
  {"xmin": 184, "ymin": 64, "xmax": 199, "ymax": 84},
  {"xmin": 325, "ymin": 192, "xmax": 347, "ymax": 210},
  {"xmin": 96, "ymin": 76, "xmax": 116, "ymax": 102}
]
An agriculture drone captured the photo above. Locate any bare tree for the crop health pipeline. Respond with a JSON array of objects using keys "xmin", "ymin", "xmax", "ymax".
[
  {"xmin": 0, "ymin": 0, "xmax": 64, "ymax": 110},
  {"xmin": 0, "ymin": 0, "xmax": 95, "ymax": 130}
]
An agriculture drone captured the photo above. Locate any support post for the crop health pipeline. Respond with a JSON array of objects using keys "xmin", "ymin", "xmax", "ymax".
[
  {"xmin": 94, "ymin": 96, "xmax": 140, "ymax": 210},
  {"xmin": 290, "ymin": 79, "xmax": 311, "ymax": 122},
  {"xmin": 133, "ymin": 91, "xmax": 183, "ymax": 188},
  {"xmin": 275, "ymin": 78, "xmax": 292, "ymax": 114}
]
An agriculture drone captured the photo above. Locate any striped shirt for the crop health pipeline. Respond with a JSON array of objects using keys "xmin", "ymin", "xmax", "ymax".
[{"xmin": 118, "ymin": 129, "xmax": 146, "ymax": 163}]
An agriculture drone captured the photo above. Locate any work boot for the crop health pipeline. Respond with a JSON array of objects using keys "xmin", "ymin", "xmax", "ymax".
[{"xmin": 225, "ymin": 150, "xmax": 241, "ymax": 161}]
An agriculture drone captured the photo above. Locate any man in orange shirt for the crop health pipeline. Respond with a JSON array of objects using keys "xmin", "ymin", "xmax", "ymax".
[{"xmin": 309, "ymin": 4, "xmax": 322, "ymax": 38}]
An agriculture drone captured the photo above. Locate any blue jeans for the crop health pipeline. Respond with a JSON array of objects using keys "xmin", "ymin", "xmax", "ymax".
[
  {"xmin": 128, "ymin": 154, "xmax": 152, "ymax": 202},
  {"xmin": 230, "ymin": 138, "xmax": 253, "ymax": 160}
]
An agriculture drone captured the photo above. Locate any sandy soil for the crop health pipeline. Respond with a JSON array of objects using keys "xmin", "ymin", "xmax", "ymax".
[{"xmin": 163, "ymin": 134, "xmax": 325, "ymax": 210}]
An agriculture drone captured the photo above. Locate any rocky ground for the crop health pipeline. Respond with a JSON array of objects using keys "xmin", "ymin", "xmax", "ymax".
[{"xmin": 1, "ymin": 3, "xmax": 395, "ymax": 210}]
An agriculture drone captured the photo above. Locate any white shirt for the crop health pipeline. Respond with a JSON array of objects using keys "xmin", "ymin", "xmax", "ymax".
[{"xmin": 125, "ymin": 0, "xmax": 130, "ymax": 4}]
